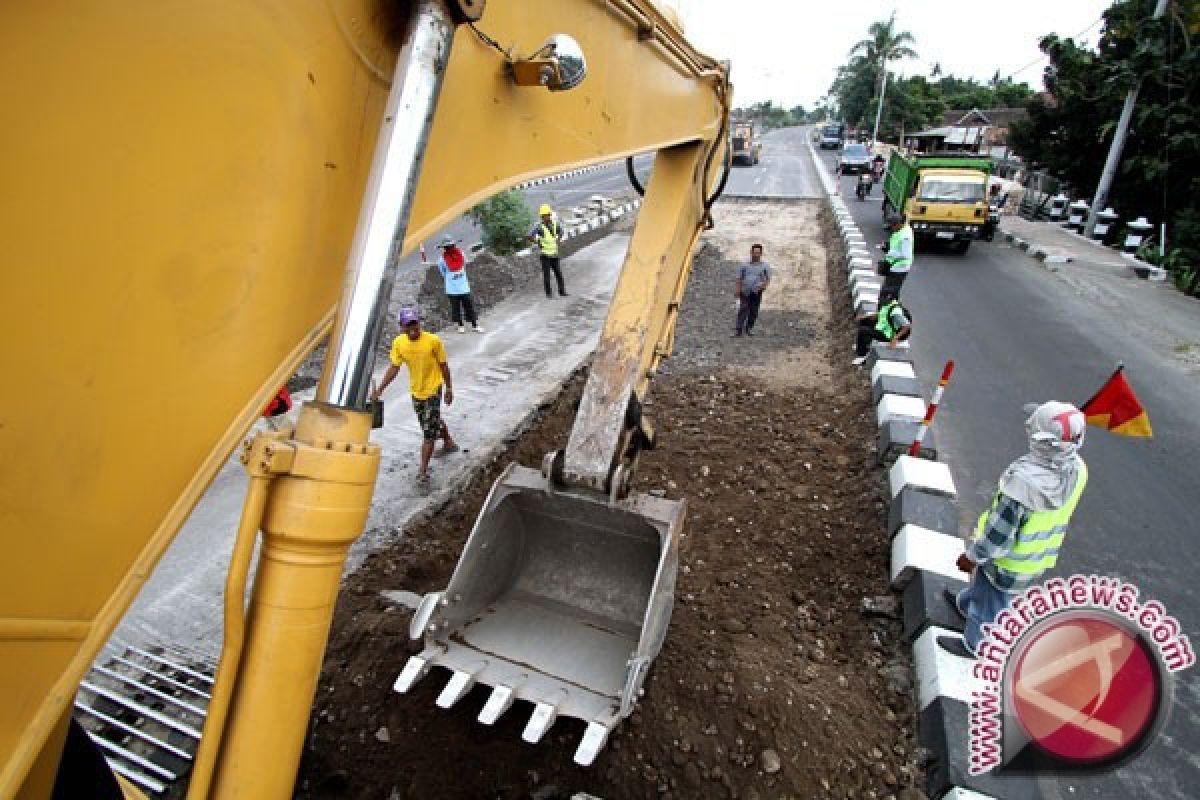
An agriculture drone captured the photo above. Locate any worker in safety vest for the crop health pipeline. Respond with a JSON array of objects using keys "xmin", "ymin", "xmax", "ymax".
[
  {"xmin": 851, "ymin": 288, "xmax": 910, "ymax": 366},
  {"xmin": 877, "ymin": 212, "xmax": 914, "ymax": 297},
  {"xmin": 939, "ymin": 402, "xmax": 1089, "ymax": 659},
  {"xmin": 528, "ymin": 204, "xmax": 567, "ymax": 298}
]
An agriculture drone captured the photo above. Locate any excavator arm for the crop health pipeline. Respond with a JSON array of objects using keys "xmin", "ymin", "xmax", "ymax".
[{"xmin": 0, "ymin": 0, "xmax": 728, "ymax": 796}]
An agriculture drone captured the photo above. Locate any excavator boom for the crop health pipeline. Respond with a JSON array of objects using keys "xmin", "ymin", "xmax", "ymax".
[{"xmin": 0, "ymin": 0, "xmax": 729, "ymax": 794}]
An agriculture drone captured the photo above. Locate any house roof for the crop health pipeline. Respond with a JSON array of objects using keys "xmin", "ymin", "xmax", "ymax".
[{"xmin": 941, "ymin": 107, "xmax": 1027, "ymax": 129}]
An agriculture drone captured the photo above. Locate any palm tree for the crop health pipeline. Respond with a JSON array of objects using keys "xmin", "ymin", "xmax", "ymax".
[{"xmin": 849, "ymin": 14, "xmax": 917, "ymax": 140}]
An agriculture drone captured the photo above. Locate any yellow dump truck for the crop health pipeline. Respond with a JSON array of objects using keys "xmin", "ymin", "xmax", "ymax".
[
  {"xmin": 0, "ymin": 0, "xmax": 731, "ymax": 796},
  {"xmin": 882, "ymin": 153, "xmax": 992, "ymax": 254}
]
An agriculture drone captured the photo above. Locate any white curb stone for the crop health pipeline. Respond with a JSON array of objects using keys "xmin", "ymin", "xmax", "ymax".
[
  {"xmin": 876, "ymin": 394, "xmax": 927, "ymax": 426},
  {"xmin": 891, "ymin": 524, "xmax": 966, "ymax": 589},
  {"xmin": 944, "ymin": 789, "xmax": 998, "ymax": 800},
  {"xmin": 871, "ymin": 360, "xmax": 915, "ymax": 382},
  {"xmin": 913, "ymin": 625, "xmax": 977, "ymax": 711},
  {"xmin": 888, "ymin": 455, "xmax": 956, "ymax": 499}
]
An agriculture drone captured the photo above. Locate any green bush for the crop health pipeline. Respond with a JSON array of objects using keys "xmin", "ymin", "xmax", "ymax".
[{"xmin": 468, "ymin": 189, "xmax": 535, "ymax": 256}]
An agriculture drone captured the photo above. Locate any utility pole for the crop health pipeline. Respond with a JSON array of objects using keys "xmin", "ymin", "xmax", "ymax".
[
  {"xmin": 1084, "ymin": 0, "xmax": 1169, "ymax": 238},
  {"xmin": 871, "ymin": 68, "xmax": 889, "ymax": 145}
]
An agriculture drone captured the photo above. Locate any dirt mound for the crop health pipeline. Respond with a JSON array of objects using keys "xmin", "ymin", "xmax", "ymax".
[{"xmin": 295, "ymin": 199, "xmax": 924, "ymax": 800}]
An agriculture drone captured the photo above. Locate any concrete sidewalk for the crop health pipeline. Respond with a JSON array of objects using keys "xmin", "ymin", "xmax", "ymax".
[
  {"xmin": 1001, "ymin": 214, "xmax": 1138, "ymax": 274},
  {"xmin": 114, "ymin": 233, "xmax": 632, "ymax": 662}
]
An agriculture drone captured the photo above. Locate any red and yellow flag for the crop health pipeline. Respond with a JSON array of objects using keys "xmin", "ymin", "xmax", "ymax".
[{"xmin": 1080, "ymin": 368, "xmax": 1152, "ymax": 437}]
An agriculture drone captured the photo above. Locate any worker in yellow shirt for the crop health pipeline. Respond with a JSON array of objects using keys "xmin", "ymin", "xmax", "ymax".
[{"xmin": 372, "ymin": 307, "xmax": 458, "ymax": 489}]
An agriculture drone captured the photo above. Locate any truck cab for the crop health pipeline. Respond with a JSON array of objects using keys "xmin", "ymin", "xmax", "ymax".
[{"xmin": 731, "ymin": 123, "xmax": 761, "ymax": 165}]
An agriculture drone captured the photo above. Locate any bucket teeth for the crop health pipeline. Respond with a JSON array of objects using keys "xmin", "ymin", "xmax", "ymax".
[
  {"xmin": 477, "ymin": 684, "xmax": 516, "ymax": 725},
  {"xmin": 574, "ymin": 720, "xmax": 613, "ymax": 766},
  {"xmin": 521, "ymin": 700, "xmax": 560, "ymax": 744},
  {"xmin": 436, "ymin": 669, "xmax": 478, "ymax": 709},
  {"xmin": 393, "ymin": 655, "xmax": 432, "ymax": 694}
]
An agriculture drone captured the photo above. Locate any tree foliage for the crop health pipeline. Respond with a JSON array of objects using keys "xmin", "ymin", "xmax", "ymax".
[
  {"xmin": 827, "ymin": 15, "xmax": 1034, "ymax": 139},
  {"xmin": 733, "ymin": 101, "xmax": 812, "ymax": 128},
  {"xmin": 1009, "ymin": 0, "xmax": 1200, "ymax": 274},
  {"xmin": 468, "ymin": 190, "xmax": 534, "ymax": 256}
]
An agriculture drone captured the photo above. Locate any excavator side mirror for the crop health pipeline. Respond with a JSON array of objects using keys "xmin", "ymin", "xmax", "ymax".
[{"xmin": 510, "ymin": 34, "xmax": 587, "ymax": 91}]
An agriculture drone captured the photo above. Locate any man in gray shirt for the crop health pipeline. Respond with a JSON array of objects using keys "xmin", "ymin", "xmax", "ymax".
[{"xmin": 734, "ymin": 243, "xmax": 771, "ymax": 337}]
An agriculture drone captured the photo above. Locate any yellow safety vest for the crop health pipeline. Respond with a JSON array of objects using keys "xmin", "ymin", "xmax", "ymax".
[
  {"xmin": 978, "ymin": 461, "xmax": 1088, "ymax": 576},
  {"xmin": 537, "ymin": 222, "xmax": 559, "ymax": 256}
]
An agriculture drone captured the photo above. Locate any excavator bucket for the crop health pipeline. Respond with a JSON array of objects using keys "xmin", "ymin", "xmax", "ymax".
[{"xmin": 394, "ymin": 464, "xmax": 683, "ymax": 765}]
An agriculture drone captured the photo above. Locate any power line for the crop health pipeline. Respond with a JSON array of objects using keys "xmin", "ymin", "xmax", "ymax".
[{"xmin": 1003, "ymin": 13, "xmax": 1106, "ymax": 81}]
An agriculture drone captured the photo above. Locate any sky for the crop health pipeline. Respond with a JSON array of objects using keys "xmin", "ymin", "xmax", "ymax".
[{"xmin": 668, "ymin": 0, "xmax": 1114, "ymax": 109}]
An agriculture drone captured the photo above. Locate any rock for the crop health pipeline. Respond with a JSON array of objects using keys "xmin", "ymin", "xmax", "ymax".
[
  {"xmin": 643, "ymin": 765, "xmax": 659, "ymax": 783},
  {"xmin": 760, "ymin": 748, "xmax": 781, "ymax": 774},
  {"xmin": 869, "ymin": 747, "xmax": 883, "ymax": 760},
  {"xmin": 702, "ymin": 724, "xmax": 719, "ymax": 736},
  {"xmin": 882, "ymin": 664, "xmax": 912, "ymax": 696},
  {"xmin": 374, "ymin": 726, "xmax": 390, "ymax": 743},
  {"xmin": 860, "ymin": 595, "xmax": 900, "ymax": 619},
  {"xmin": 721, "ymin": 618, "xmax": 748, "ymax": 634}
]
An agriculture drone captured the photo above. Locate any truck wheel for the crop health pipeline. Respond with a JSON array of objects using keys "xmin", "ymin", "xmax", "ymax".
[{"xmin": 952, "ymin": 239, "xmax": 972, "ymax": 255}]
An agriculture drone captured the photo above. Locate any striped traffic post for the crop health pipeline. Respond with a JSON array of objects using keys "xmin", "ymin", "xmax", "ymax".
[{"xmin": 909, "ymin": 360, "xmax": 955, "ymax": 457}]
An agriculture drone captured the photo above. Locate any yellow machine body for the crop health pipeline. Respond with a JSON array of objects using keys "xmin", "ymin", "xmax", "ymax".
[{"xmin": 0, "ymin": 0, "xmax": 729, "ymax": 795}]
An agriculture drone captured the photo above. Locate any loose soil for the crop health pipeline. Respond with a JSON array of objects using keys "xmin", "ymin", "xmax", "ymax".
[{"xmin": 296, "ymin": 199, "xmax": 924, "ymax": 800}]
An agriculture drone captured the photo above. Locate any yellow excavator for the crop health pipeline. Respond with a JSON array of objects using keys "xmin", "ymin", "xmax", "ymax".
[{"xmin": 0, "ymin": 0, "xmax": 730, "ymax": 796}]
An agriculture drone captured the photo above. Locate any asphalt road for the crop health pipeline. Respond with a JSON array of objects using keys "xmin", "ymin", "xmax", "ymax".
[
  {"xmin": 722, "ymin": 126, "xmax": 822, "ymax": 198},
  {"xmin": 815, "ymin": 144, "xmax": 1200, "ymax": 800}
]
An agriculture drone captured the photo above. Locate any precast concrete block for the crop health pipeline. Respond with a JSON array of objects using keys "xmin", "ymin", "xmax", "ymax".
[
  {"xmin": 876, "ymin": 394, "xmax": 927, "ymax": 427},
  {"xmin": 864, "ymin": 342, "xmax": 912, "ymax": 369},
  {"xmin": 919, "ymin": 697, "xmax": 1040, "ymax": 800},
  {"xmin": 903, "ymin": 568, "xmax": 968, "ymax": 642},
  {"xmin": 877, "ymin": 418, "xmax": 937, "ymax": 465},
  {"xmin": 891, "ymin": 524, "xmax": 964, "ymax": 589},
  {"xmin": 871, "ymin": 373, "xmax": 920, "ymax": 404},
  {"xmin": 870, "ymin": 359, "xmax": 915, "ymax": 383},
  {"xmin": 848, "ymin": 268, "xmax": 876, "ymax": 286},
  {"xmin": 913, "ymin": 624, "xmax": 976, "ymax": 711},
  {"xmin": 887, "ymin": 485, "xmax": 959, "ymax": 538},
  {"xmin": 888, "ymin": 455, "xmax": 956, "ymax": 499}
]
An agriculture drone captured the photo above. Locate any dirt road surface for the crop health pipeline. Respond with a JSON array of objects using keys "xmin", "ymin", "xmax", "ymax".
[{"xmin": 296, "ymin": 199, "xmax": 924, "ymax": 799}]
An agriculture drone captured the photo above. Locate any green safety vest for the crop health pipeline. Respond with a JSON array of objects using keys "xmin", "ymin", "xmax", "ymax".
[
  {"xmin": 537, "ymin": 222, "xmax": 559, "ymax": 256},
  {"xmin": 875, "ymin": 301, "xmax": 902, "ymax": 340},
  {"xmin": 887, "ymin": 225, "xmax": 913, "ymax": 271},
  {"xmin": 978, "ymin": 461, "xmax": 1089, "ymax": 576}
]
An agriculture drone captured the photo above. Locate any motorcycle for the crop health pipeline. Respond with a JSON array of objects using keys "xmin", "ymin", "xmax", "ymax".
[{"xmin": 855, "ymin": 171, "xmax": 872, "ymax": 201}]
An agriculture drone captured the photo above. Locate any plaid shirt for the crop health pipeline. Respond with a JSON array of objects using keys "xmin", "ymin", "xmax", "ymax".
[{"xmin": 969, "ymin": 493, "xmax": 1034, "ymax": 592}]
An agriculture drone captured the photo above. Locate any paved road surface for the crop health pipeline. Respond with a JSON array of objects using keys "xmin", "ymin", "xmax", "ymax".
[
  {"xmin": 817, "ymin": 145, "xmax": 1200, "ymax": 800},
  {"xmin": 723, "ymin": 126, "xmax": 822, "ymax": 198}
]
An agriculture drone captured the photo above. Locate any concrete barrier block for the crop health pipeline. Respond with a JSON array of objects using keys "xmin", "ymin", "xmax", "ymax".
[
  {"xmin": 877, "ymin": 419, "xmax": 937, "ymax": 465},
  {"xmin": 853, "ymin": 286, "xmax": 880, "ymax": 307},
  {"xmin": 889, "ymin": 455, "xmax": 956, "ymax": 499},
  {"xmin": 891, "ymin": 523, "xmax": 964, "ymax": 589},
  {"xmin": 919, "ymin": 697, "xmax": 1040, "ymax": 800},
  {"xmin": 864, "ymin": 342, "xmax": 912, "ymax": 370},
  {"xmin": 871, "ymin": 373, "xmax": 920, "ymax": 404},
  {"xmin": 913, "ymin": 624, "xmax": 975, "ymax": 711},
  {"xmin": 852, "ymin": 274, "xmax": 883, "ymax": 295},
  {"xmin": 848, "ymin": 247, "xmax": 871, "ymax": 259},
  {"xmin": 855, "ymin": 298, "xmax": 878, "ymax": 316},
  {"xmin": 870, "ymin": 359, "xmax": 915, "ymax": 382},
  {"xmin": 903, "ymin": 568, "xmax": 968, "ymax": 642},
  {"xmin": 849, "ymin": 256, "xmax": 873, "ymax": 270},
  {"xmin": 848, "ymin": 268, "xmax": 876, "ymax": 286},
  {"xmin": 876, "ymin": 394, "xmax": 927, "ymax": 427},
  {"xmin": 887, "ymin": 485, "xmax": 959, "ymax": 538}
]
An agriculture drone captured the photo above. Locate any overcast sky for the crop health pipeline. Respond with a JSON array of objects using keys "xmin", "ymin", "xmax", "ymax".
[{"xmin": 669, "ymin": 1, "xmax": 1113, "ymax": 108}]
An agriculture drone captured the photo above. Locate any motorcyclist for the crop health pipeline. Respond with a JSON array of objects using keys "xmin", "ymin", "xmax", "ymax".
[
  {"xmin": 872, "ymin": 154, "xmax": 885, "ymax": 183},
  {"xmin": 856, "ymin": 169, "xmax": 872, "ymax": 200}
]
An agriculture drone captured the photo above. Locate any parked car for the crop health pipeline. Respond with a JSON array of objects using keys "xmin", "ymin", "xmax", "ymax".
[{"xmin": 837, "ymin": 143, "xmax": 872, "ymax": 175}]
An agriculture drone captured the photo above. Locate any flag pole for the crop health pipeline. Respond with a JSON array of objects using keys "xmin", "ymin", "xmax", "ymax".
[{"xmin": 909, "ymin": 360, "xmax": 954, "ymax": 457}]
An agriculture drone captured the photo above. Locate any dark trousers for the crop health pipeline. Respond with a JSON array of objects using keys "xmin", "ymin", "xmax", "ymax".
[
  {"xmin": 882, "ymin": 269, "xmax": 909, "ymax": 298},
  {"xmin": 447, "ymin": 293, "xmax": 477, "ymax": 326},
  {"xmin": 856, "ymin": 320, "xmax": 891, "ymax": 356},
  {"xmin": 735, "ymin": 290, "xmax": 763, "ymax": 333},
  {"xmin": 540, "ymin": 254, "xmax": 566, "ymax": 296}
]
